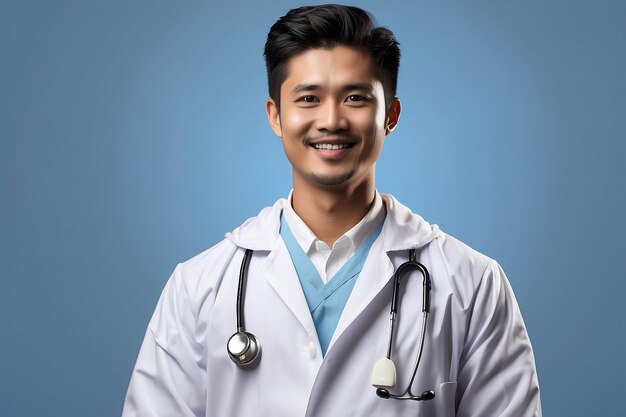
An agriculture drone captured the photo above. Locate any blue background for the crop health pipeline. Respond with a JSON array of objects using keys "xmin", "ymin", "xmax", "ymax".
[{"xmin": 1, "ymin": 1, "xmax": 625, "ymax": 416}]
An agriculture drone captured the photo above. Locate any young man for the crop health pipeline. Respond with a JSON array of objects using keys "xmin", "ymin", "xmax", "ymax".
[{"xmin": 122, "ymin": 5, "xmax": 541, "ymax": 416}]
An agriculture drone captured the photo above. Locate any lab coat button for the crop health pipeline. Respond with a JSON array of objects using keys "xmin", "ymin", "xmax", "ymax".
[{"xmin": 308, "ymin": 342, "xmax": 316, "ymax": 359}]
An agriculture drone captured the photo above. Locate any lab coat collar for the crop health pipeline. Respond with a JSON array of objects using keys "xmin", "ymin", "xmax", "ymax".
[
  {"xmin": 378, "ymin": 194, "xmax": 441, "ymax": 252},
  {"xmin": 224, "ymin": 199, "xmax": 286, "ymax": 251},
  {"xmin": 224, "ymin": 193, "xmax": 440, "ymax": 254}
]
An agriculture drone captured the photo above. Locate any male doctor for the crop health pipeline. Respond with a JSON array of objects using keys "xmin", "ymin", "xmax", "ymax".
[{"xmin": 122, "ymin": 4, "xmax": 541, "ymax": 416}]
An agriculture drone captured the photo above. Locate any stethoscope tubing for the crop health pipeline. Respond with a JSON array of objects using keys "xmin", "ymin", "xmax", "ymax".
[
  {"xmin": 382, "ymin": 313, "xmax": 430, "ymax": 400},
  {"xmin": 236, "ymin": 249, "xmax": 253, "ymax": 332},
  {"xmin": 377, "ymin": 249, "xmax": 434, "ymax": 401}
]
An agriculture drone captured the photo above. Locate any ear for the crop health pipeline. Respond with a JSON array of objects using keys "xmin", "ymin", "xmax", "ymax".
[
  {"xmin": 385, "ymin": 98, "xmax": 401, "ymax": 135},
  {"xmin": 266, "ymin": 98, "xmax": 282, "ymax": 137}
]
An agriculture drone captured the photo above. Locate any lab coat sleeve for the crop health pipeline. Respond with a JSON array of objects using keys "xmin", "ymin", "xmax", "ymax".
[
  {"xmin": 122, "ymin": 264, "xmax": 206, "ymax": 417},
  {"xmin": 455, "ymin": 261, "xmax": 541, "ymax": 417}
]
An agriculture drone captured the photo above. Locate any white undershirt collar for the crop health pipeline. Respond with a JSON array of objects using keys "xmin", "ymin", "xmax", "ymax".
[{"xmin": 282, "ymin": 190, "xmax": 385, "ymax": 283}]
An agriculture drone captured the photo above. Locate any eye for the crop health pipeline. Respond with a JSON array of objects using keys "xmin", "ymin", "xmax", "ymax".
[
  {"xmin": 346, "ymin": 95, "xmax": 370, "ymax": 104},
  {"xmin": 297, "ymin": 95, "xmax": 318, "ymax": 103}
]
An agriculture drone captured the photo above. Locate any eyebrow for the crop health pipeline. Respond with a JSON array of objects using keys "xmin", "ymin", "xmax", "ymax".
[
  {"xmin": 290, "ymin": 82, "xmax": 375, "ymax": 95},
  {"xmin": 291, "ymin": 83, "xmax": 320, "ymax": 94}
]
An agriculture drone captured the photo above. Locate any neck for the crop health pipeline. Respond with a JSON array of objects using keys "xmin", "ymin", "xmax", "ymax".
[{"xmin": 291, "ymin": 176, "xmax": 376, "ymax": 247}]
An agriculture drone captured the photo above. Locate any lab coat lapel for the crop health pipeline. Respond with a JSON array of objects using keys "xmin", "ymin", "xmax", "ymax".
[
  {"xmin": 262, "ymin": 238, "xmax": 319, "ymax": 338},
  {"xmin": 226, "ymin": 198, "xmax": 318, "ymax": 337},
  {"xmin": 329, "ymin": 237, "xmax": 394, "ymax": 350}
]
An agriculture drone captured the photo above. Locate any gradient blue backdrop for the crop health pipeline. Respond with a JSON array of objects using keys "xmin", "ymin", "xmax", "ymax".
[{"xmin": 2, "ymin": 1, "xmax": 625, "ymax": 416}]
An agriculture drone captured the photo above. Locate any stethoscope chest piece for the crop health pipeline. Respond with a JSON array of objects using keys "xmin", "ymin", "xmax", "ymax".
[
  {"xmin": 371, "ymin": 357, "xmax": 397, "ymax": 388},
  {"xmin": 227, "ymin": 331, "xmax": 260, "ymax": 366}
]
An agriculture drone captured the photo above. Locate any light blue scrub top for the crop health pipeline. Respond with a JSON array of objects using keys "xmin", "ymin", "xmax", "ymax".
[{"xmin": 280, "ymin": 216, "xmax": 383, "ymax": 356}]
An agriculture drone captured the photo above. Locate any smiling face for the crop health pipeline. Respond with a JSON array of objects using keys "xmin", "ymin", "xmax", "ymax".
[{"xmin": 266, "ymin": 46, "xmax": 400, "ymax": 191}]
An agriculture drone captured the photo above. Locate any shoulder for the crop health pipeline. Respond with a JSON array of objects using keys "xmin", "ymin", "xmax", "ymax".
[
  {"xmin": 427, "ymin": 228, "xmax": 514, "ymax": 317},
  {"xmin": 382, "ymin": 193, "xmax": 495, "ymax": 277},
  {"xmin": 171, "ymin": 198, "xmax": 287, "ymax": 300},
  {"xmin": 382, "ymin": 193, "xmax": 501, "ymax": 305},
  {"xmin": 433, "ymin": 231, "xmax": 494, "ymax": 282},
  {"xmin": 175, "ymin": 238, "xmax": 240, "ymax": 291}
]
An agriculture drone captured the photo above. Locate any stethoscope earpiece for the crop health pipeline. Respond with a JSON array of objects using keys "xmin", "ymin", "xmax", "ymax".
[
  {"xmin": 376, "ymin": 388, "xmax": 436, "ymax": 401},
  {"xmin": 376, "ymin": 388, "xmax": 391, "ymax": 399}
]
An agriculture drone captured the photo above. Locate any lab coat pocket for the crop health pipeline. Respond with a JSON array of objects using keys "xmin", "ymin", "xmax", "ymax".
[{"xmin": 419, "ymin": 381, "xmax": 457, "ymax": 417}]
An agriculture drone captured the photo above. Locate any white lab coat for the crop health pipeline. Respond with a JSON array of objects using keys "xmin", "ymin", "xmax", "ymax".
[{"xmin": 122, "ymin": 195, "xmax": 541, "ymax": 417}]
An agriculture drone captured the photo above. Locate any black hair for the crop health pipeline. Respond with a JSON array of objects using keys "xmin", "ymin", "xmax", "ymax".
[{"xmin": 264, "ymin": 4, "xmax": 400, "ymax": 110}]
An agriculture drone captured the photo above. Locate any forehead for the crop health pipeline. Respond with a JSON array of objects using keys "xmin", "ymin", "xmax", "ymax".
[{"xmin": 282, "ymin": 46, "xmax": 378, "ymax": 90}]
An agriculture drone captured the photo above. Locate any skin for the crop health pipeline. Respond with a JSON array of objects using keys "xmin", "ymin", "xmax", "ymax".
[{"xmin": 266, "ymin": 45, "xmax": 401, "ymax": 246}]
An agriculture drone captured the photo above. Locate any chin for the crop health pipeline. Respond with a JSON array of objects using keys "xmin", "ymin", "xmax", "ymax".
[{"xmin": 308, "ymin": 170, "xmax": 355, "ymax": 187}]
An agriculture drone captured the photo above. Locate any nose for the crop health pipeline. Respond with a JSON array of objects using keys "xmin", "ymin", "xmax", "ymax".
[{"xmin": 316, "ymin": 101, "xmax": 349, "ymax": 132}]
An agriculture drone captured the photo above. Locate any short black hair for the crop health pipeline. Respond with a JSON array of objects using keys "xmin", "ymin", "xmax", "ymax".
[{"xmin": 264, "ymin": 4, "xmax": 400, "ymax": 111}]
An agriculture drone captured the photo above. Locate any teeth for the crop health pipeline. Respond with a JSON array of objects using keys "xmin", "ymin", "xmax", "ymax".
[{"xmin": 313, "ymin": 143, "xmax": 350, "ymax": 150}]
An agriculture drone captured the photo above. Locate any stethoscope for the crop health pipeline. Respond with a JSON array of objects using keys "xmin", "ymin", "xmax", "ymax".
[{"xmin": 227, "ymin": 248, "xmax": 436, "ymax": 402}]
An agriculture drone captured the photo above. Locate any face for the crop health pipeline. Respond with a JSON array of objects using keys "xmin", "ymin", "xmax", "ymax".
[{"xmin": 266, "ymin": 46, "xmax": 400, "ymax": 190}]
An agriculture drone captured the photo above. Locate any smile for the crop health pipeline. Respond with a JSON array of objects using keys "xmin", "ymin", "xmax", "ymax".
[{"xmin": 311, "ymin": 143, "xmax": 354, "ymax": 150}]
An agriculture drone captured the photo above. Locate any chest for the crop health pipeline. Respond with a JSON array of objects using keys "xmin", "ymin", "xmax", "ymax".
[{"xmin": 202, "ymin": 247, "xmax": 465, "ymax": 416}]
